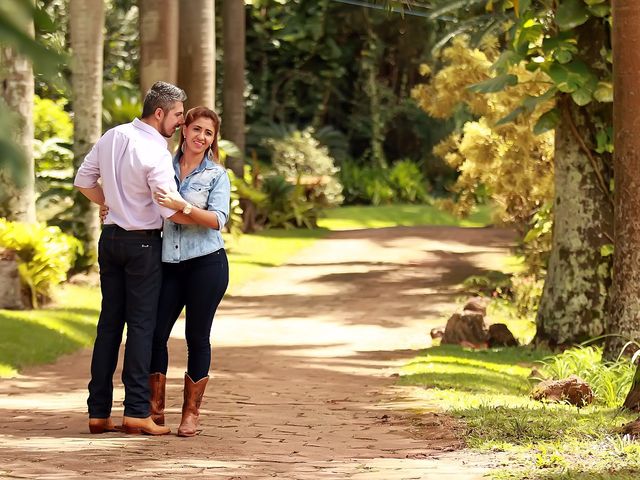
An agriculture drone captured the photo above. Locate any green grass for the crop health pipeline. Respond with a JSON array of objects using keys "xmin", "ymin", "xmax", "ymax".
[
  {"xmin": 399, "ymin": 342, "xmax": 640, "ymax": 479},
  {"xmin": 317, "ymin": 203, "xmax": 494, "ymax": 230},
  {"xmin": 0, "ymin": 284, "xmax": 101, "ymax": 377}
]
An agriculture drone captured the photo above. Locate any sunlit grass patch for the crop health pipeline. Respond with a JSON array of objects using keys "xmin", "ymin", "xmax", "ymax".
[
  {"xmin": 399, "ymin": 343, "xmax": 640, "ymax": 479},
  {"xmin": 0, "ymin": 284, "xmax": 100, "ymax": 377},
  {"xmin": 0, "ymin": 363, "xmax": 17, "ymax": 377},
  {"xmin": 317, "ymin": 203, "xmax": 494, "ymax": 230}
]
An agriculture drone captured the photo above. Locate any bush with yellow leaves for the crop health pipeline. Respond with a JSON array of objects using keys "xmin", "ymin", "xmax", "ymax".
[{"xmin": 412, "ymin": 36, "xmax": 554, "ymax": 230}]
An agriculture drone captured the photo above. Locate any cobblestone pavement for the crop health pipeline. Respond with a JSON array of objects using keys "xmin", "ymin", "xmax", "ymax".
[{"xmin": 0, "ymin": 226, "xmax": 514, "ymax": 479}]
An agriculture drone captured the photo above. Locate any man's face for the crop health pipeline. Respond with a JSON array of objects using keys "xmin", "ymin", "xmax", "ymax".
[{"xmin": 157, "ymin": 102, "xmax": 185, "ymax": 138}]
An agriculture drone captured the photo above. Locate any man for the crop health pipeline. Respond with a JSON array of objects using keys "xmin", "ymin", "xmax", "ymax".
[{"xmin": 74, "ymin": 81, "xmax": 191, "ymax": 435}]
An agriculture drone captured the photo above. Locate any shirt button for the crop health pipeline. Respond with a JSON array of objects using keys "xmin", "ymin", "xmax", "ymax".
[{"xmin": 175, "ymin": 245, "xmax": 179, "ymax": 249}]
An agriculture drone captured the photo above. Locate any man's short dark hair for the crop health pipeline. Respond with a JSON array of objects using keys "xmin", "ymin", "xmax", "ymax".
[{"xmin": 141, "ymin": 81, "xmax": 187, "ymax": 118}]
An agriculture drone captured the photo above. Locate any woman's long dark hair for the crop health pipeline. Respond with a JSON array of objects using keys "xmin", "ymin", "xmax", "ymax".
[{"xmin": 178, "ymin": 106, "xmax": 221, "ymax": 163}]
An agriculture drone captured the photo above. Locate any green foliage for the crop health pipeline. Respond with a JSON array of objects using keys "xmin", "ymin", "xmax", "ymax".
[
  {"xmin": 339, "ymin": 160, "xmax": 394, "ymax": 205},
  {"xmin": 225, "ymin": 169, "xmax": 245, "ymax": 240},
  {"xmin": 462, "ymin": 271, "xmax": 512, "ymax": 296},
  {"xmin": 414, "ymin": 36, "xmax": 554, "ymax": 229},
  {"xmin": 33, "ymin": 95, "xmax": 72, "ymax": 141},
  {"xmin": 265, "ymin": 127, "xmax": 344, "ymax": 208},
  {"xmin": 259, "ymin": 174, "xmax": 318, "ymax": 229},
  {"xmin": 244, "ymin": 0, "xmax": 450, "ymax": 170},
  {"xmin": 33, "ymin": 95, "xmax": 73, "ymax": 172},
  {"xmin": 388, "ymin": 159, "xmax": 430, "ymax": 203},
  {"xmin": 538, "ymin": 346, "xmax": 634, "ymax": 408},
  {"xmin": 0, "ymin": 219, "xmax": 83, "ymax": 308},
  {"xmin": 339, "ymin": 159, "xmax": 430, "ymax": 206},
  {"xmin": 102, "ymin": 81, "xmax": 142, "ymax": 130},
  {"xmin": 511, "ymin": 273, "xmax": 545, "ymax": 318},
  {"xmin": 483, "ymin": 0, "xmax": 612, "ymax": 136}
]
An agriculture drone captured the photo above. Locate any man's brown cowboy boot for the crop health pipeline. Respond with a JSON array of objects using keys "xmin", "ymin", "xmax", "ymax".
[
  {"xmin": 177, "ymin": 374, "xmax": 208, "ymax": 437},
  {"xmin": 88, "ymin": 417, "xmax": 120, "ymax": 434},
  {"xmin": 122, "ymin": 416, "xmax": 171, "ymax": 435},
  {"xmin": 149, "ymin": 373, "xmax": 166, "ymax": 425}
]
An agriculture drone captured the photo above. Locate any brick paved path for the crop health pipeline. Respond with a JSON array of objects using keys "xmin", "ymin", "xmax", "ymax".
[{"xmin": 0, "ymin": 226, "xmax": 513, "ymax": 479}]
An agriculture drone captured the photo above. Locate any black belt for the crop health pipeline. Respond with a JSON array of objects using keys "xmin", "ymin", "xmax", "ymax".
[{"xmin": 103, "ymin": 224, "xmax": 161, "ymax": 236}]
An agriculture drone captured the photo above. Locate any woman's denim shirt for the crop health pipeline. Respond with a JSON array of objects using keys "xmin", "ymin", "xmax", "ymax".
[{"xmin": 162, "ymin": 152, "xmax": 230, "ymax": 263}]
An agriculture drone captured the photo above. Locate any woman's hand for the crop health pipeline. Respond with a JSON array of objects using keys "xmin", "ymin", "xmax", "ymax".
[
  {"xmin": 154, "ymin": 189, "xmax": 188, "ymax": 211},
  {"xmin": 99, "ymin": 205, "xmax": 109, "ymax": 224}
]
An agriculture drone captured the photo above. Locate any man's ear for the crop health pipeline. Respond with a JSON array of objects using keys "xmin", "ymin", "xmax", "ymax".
[{"xmin": 154, "ymin": 107, "xmax": 164, "ymax": 121}]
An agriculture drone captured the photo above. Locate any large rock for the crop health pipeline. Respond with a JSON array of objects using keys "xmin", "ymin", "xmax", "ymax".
[
  {"xmin": 487, "ymin": 323, "xmax": 519, "ymax": 347},
  {"xmin": 441, "ymin": 311, "xmax": 488, "ymax": 346},
  {"xmin": 531, "ymin": 374, "xmax": 594, "ymax": 407},
  {"xmin": 0, "ymin": 250, "xmax": 25, "ymax": 310},
  {"xmin": 463, "ymin": 296, "xmax": 490, "ymax": 316}
]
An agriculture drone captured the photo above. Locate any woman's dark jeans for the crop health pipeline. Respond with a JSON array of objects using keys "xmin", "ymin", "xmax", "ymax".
[{"xmin": 150, "ymin": 249, "xmax": 229, "ymax": 381}]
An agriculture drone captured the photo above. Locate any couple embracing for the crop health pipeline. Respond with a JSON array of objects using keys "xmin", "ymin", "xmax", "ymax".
[{"xmin": 74, "ymin": 81, "xmax": 229, "ymax": 437}]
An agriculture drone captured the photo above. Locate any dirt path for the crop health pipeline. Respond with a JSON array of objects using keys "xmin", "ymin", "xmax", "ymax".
[{"xmin": 0, "ymin": 226, "xmax": 514, "ymax": 479}]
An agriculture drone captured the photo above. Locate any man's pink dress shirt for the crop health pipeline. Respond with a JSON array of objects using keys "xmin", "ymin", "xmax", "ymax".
[{"xmin": 74, "ymin": 118, "xmax": 177, "ymax": 230}]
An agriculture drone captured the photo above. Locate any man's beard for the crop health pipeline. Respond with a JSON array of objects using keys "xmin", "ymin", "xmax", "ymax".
[{"xmin": 160, "ymin": 121, "xmax": 175, "ymax": 138}]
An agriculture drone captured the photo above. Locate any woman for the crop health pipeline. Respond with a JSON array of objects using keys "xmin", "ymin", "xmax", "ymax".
[{"xmin": 149, "ymin": 106, "xmax": 230, "ymax": 437}]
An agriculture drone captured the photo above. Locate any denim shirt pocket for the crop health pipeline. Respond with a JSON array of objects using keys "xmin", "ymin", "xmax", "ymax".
[{"xmin": 184, "ymin": 182, "xmax": 211, "ymax": 209}]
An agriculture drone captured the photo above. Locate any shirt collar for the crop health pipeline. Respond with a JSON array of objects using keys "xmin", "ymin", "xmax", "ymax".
[
  {"xmin": 133, "ymin": 118, "xmax": 168, "ymax": 148},
  {"xmin": 173, "ymin": 151, "xmax": 217, "ymax": 178}
]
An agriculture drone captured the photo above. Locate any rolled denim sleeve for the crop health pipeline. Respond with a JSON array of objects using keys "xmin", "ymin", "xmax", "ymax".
[{"xmin": 207, "ymin": 170, "xmax": 231, "ymax": 230}]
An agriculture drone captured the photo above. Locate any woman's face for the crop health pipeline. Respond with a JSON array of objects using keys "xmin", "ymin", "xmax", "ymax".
[{"xmin": 183, "ymin": 116, "xmax": 216, "ymax": 156}]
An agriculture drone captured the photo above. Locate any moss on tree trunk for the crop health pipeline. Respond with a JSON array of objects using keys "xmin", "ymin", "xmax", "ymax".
[{"xmin": 534, "ymin": 99, "xmax": 613, "ymax": 348}]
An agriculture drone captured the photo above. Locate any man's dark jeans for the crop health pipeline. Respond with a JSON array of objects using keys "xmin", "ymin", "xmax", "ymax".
[{"xmin": 87, "ymin": 225, "xmax": 162, "ymax": 419}]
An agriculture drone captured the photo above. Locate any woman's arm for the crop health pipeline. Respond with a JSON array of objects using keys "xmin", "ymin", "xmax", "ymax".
[{"xmin": 156, "ymin": 190, "xmax": 222, "ymax": 229}]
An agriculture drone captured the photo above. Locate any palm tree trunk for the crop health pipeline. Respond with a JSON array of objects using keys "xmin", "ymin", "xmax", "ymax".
[
  {"xmin": 178, "ymin": 0, "xmax": 215, "ymax": 110},
  {"xmin": 0, "ymin": 1, "xmax": 36, "ymax": 223},
  {"xmin": 139, "ymin": 0, "xmax": 179, "ymax": 94},
  {"xmin": 222, "ymin": 0, "xmax": 245, "ymax": 177},
  {"xmin": 70, "ymin": 0, "xmax": 104, "ymax": 266},
  {"xmin": 609, "ymin": 2, "xmax": 640, "ymax": 385}
]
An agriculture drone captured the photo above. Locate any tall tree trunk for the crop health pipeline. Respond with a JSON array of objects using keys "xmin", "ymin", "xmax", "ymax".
[
  {"xmin": 534, "ymin": 16, "xmax": 614, "ymax": 348},
  {"xmin": 139, "ymin": 0, "xmax": 179, "ymax": 94},
  {"xmin": 534, "ymin": 97, "xmax": 613, "ymax": 347},
  {"xmin": 362, "ymin": 9, "xmax": 386, "ymax": 169},
  {"xmin": 178, "ymin": 0, "xmax": 215, "ymax": 110},
  {"xmin": 222, "ymin": 0, "xmax": 245, "ymax": 177},
  {"xmin": 70, "ymin": 0, "xmax": 104, "ymax": 266},
  {"xmin": 610, "ymin": 4, "xmax": 640, "ymax": 410},
  {"xmin": 0, "ymin": 1, "xmax": 36, "ymax": 223}
]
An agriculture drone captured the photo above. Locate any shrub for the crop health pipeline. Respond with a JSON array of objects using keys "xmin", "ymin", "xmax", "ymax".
[
  {"xmin": 339, "ymin": 159, "xmax": 430, "ymax": 206},
  {"xmin": 264, "ymin": 127, "xmax": 344, "ymax": 208},
  {"xmin": 339, "ymin": 160, "xmax": 394, "ymax": 205},
  {"xmin": 33, "ymin": 95, "xmax": 74, "ymax": 173},
  {"xmin": 33, "ymin": 95, "xmax": 73, "ymax": 142},
  {"xmin": 388, "ymin": 159, "xmax": 430, "ymax": 203},
  {"xmin": 259, "ymin": 174, "xmax": 317, "ymax": 229},
  {"xmin": 0, "ymin": 219, "xmax": 83, "ymax": 308}
]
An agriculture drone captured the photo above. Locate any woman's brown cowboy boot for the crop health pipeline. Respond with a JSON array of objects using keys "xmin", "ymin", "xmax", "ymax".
[
  {"xmin": 177, "ymin": 373, "xmax": 209, "ymax": 437},
  {"xmin": 149, "ymin": 373, "xmax": 166, "ymax": 425}
]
